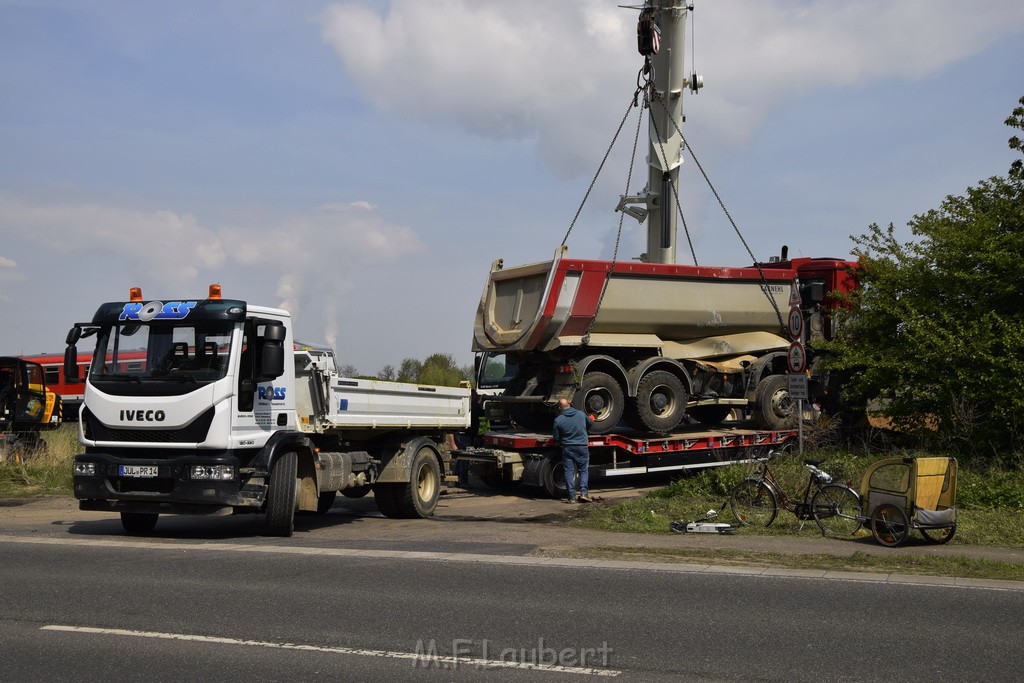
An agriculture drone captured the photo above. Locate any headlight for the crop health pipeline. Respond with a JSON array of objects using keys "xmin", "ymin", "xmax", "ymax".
[
  {"xmin": 190, "ymin": 465, "xmax": 235, "ymax": 481},
  {"xmin": 74, "ymin": 462, "xmax": 97, "ymax": 476}
]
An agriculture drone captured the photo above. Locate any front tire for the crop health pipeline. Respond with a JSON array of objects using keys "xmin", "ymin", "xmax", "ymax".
[
  {"xmin": 264, "ymin": 451, "xmax": 298, "ymax": 537},
  {"xmin": 121, "ymin": 512, "xmax": 159, "ymax": 534},
  {"xmin": 574, "ymin": 372, "xmax": 624, "ymax": 435},
  {"xmin": 812, "ymin": 485, "xmax": 862, "ymax": 536},
  {"xmin": 730, "ymin": 479, "xmax": 778, "ymax": 527}
]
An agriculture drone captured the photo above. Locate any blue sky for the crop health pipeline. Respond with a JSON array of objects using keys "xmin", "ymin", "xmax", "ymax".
[{"xmin": 2, "ymin": 0, "xmax": 1022, "ymax": 375}]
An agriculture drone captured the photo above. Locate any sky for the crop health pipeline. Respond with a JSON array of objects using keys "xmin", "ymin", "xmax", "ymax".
[{"xmin": 1, "ymin": 0, "xmax": 1022, "ymax": 376}]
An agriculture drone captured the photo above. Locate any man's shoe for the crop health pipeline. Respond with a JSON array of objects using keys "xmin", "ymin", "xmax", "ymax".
[
  {"xmin": 578, "ymin": 495, "xmax": 592, "ymax": 503},
  {"xmin": 563, "ymin": 498, "xmax": 578, "ymax": 504}
]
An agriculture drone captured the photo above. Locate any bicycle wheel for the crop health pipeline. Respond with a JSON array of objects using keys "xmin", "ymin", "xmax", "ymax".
[
  {"xmin": 920, "ymin": 524, "xmax": 957, "ymax": 544},
  {"xmin": 870, "ymin": 503, "xmax": 909, "ymax": 547},
  {"xmin": 812, "ymin": 485, "xmax": 862, "ymax": 537},
  {"xmin": 730, "ymin": 479, "xmax": 778, "ymax": 527}
]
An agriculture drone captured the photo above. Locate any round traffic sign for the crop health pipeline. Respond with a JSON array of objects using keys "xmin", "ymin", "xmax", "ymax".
[
  {"xmin": 787, "ymin": 341, "xmax": 807, "ymax": 374},
  {"xmin": 787, "ymin": 306, "xmax": 804, "ymax": 341}
]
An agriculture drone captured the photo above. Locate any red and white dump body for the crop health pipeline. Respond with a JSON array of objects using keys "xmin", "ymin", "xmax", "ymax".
[{"xmin": 471, "ymin": 246, "xmax": 856, "ymax": 436}]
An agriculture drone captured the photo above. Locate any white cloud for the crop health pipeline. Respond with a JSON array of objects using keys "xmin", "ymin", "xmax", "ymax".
[
  {"xmin": 320, "ymin": 0, "xmax": 1024, "ymax": 162},
  {"xmin": 0, "ymin": 196, "xmax": 225, "ymax": 288},
  {"xmin": 0, "ymin": 194, "xmax": 423, "ymax": 351}
]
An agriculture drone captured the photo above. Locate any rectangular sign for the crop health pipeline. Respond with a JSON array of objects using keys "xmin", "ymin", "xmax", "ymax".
[
  {"xmin": 787, "ymin": 374, "xmax": 809, "ymax": 401},
  {"xmin": 118, "ymin": 465, "xmax": 159, "ymax": 478}
]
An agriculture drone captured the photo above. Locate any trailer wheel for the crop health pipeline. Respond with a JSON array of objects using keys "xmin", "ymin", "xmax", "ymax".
[
  {"xmin": 387, "ymin": 447, "xmax": 442, "ymax": 519},
  {"xmin": 264, "ymin": 451, "xmax": 298, "ymax": 537},
  {"xmin": 538, "ymin": 454, "xmax": 568, "ymax": 499},
  {"xmin": 120, "ymin": 512, "xmax": 159, "ymax": 534},
  {"xmin": 753, "ymin": 375, "xmax": 796, "ymax": 430},
  {"xmin": 634, "ymin": 370, "xmax": 686, "ymax": 433},
  {"xmin": 689, "ymin": 405, "xmax": 732, "ymax": 427},
  {"xmin": 575, "ymin": 371, "xmax": 624, "ymax": 435}
]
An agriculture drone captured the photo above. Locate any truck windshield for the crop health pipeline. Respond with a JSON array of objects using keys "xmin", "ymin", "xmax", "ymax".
[
  {"xmin": 90, "ymin": 321, "xmax": 234, "ymax": 385},
  {"xmin": 477, "ymin": 352, "xmax": 518, "ymax": 390}
]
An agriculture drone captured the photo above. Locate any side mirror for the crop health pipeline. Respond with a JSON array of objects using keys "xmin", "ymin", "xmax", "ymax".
[
  {"xmin": 256, "ymin": 323, "xmax": 286, "ymax": 381},
  {"xmin": 64, "ymin": 345, "xmax": 81, "ymax": 382},
  {"xmin": 809, "ymin": 282, "xmax": 825, "ymax": 303}
]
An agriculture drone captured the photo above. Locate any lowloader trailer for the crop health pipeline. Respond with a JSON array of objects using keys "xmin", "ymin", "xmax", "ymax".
[{"xmin": 455, "ymin": 424, "xmax": 796, "ymax": 498}]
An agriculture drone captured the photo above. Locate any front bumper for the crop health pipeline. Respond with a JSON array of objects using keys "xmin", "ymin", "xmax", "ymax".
[{"xmin": 73, "ymin": 451, "xmax": 266, "ymax": 514}]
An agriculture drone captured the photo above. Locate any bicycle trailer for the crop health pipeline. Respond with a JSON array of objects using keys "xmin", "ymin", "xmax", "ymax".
[{"xmin": 859, "ymin": 456, "xmax": 958, "ymax": 547}]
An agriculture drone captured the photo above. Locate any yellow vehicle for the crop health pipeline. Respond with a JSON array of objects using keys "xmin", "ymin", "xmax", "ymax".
[
  {"xmin": 0, "ymin": 356, "xmax": 62, "ymax": 461},
  {"xmin": 859, "ymin": 456, "xmax": 958, "ymax": 547}
]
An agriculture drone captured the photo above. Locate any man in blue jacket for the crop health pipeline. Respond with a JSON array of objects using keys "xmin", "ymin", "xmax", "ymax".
[{"xmin": 552, "ymin": 398, "xmax": 594, "ymax": 503}]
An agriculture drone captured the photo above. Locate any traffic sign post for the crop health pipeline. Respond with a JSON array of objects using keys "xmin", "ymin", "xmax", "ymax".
[
  {"xmin": 787, "ymin": 341, "xmax": 806, "ymax": 374},
  {"xmin": 787, "ymin": 373, "xmax": 808, "ymax": 455},
  {"xmin": 787, "ymin": 306, "xmax": 804, "ymax": 341}
]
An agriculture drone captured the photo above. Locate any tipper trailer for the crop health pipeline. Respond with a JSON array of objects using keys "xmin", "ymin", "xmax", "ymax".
[{"xmin": 66, "ymin": 285, "xmax": 470, "ymax": 536}]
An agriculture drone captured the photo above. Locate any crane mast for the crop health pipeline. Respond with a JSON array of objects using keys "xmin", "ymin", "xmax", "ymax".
[{"xmin": 619, "ymin": 0, "xmax": 702, "ymax": 265}]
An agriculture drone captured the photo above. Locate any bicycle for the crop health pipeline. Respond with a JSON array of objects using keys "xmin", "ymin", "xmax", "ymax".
[{"xmin": 729, "ymin": 451, "xmax": 862, "ymax": 536}]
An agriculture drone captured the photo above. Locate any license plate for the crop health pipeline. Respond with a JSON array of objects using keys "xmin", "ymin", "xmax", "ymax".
[{"xmin": 119, "ymin": 465, "xmax": 159, "ymax": 478}]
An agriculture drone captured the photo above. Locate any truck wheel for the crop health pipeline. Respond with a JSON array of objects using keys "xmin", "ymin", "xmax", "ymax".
[
  {"xmin": 264, "ymin": 451, "xmax": 298, "ymax": 537},
  {"xmin": 120, "ymin": 512, "xmax": 159, "ymax": 534},
  {"xmin": 316, "ymin": 490, "xmax": 337, "ymax": 514},
  {"xmin": 689, "ymin": 405, "xmax": 732, "ymax": 427},
  {"xmin": 634, "ymin": 370, "xmax": 686, "ymax": 433},
  {"xmin": 538, "ymin": 454, "xmax": 568, "ymax": 499},
  {"xmin": 373, "ymin": 484, "xmax": 401, "ymax": 518},
  {"xmin": 390, "ymin": 447, "xmax": 442, "ymax": 519},
  {"xmin": 341, "ymin": 485, "xmax": 372, "ymax": 499},
  {"xmin": 753, "ymin": 375, "xmax": 796, "ymax": 430},
  {"xmin": 574, "ymin": 372, "xmax": 624, "ymax": 435}
]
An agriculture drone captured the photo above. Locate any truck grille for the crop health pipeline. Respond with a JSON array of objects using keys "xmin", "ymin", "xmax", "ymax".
[{"xmin": 82, "ymin": 407, "xmax": 216, "ymax": 444}]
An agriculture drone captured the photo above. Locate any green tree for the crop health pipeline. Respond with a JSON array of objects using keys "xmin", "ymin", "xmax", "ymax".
[
  {"xmin": 418, "ymin": 353, "xmax": 470, "ymax": 387},
  {"xmin": 825, "ymin": 97, "xmax": 1024, "ymax": 461},
  {"xmin": 396, "ymin": 358, "xmax": 422, "ymax": 383}
]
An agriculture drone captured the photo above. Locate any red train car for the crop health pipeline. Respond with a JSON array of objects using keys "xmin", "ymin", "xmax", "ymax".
[{"xmin": 18, "ymin": 350, "xmax": 148, "ymax": 420}]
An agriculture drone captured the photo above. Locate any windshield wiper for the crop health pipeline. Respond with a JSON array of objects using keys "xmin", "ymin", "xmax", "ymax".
[
  {"xmin": 96, "ymin": 373, "xmax": 142, "ymax": 383},
  {"xmin": 158, "ymin": 374, "xmax": 198, "ymax": 384}
]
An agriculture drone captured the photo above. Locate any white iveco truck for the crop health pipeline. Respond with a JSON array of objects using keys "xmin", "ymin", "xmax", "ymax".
[{"xmin": 67, "ymin": 285, "xmax": 470, "ymax": 536}]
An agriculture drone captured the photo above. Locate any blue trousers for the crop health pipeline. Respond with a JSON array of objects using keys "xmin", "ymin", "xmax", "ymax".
[{"xmin": 561, "ymin": 445, "xmax": 590, "ymax": 500}]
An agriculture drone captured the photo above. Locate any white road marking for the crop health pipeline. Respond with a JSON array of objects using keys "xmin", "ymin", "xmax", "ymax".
[{"xmin": 40, "ymin": 625, "xmax": 621, "ymax": 677}]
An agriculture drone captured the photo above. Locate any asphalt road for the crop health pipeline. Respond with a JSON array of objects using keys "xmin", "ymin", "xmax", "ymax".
[{"xmin": 2, "ymin": 494, "xmax": 1024, "ymax": 681}]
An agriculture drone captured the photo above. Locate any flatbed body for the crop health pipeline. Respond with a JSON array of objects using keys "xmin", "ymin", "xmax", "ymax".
[{"xmin": 455, "ymin": 421, "xmax": 796, "ymax": 497}]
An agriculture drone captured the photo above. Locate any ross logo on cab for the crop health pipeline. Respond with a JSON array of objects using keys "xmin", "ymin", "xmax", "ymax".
[
  {"xmin": 119, "ymin": 300, "xmax": 198, "ymax": 322},
  {"xmin": 258, "ymin": 386, "xmax": 286, "ymax": 401}
]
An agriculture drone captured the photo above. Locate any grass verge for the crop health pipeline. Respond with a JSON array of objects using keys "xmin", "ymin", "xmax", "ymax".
[
  {"xmin": 540, "ymin": 545, "xmax": 1024, "ymax": 583},
  {"xmin": 0, "ymin": 426, "xmax": 78, "ymax": 497}
]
